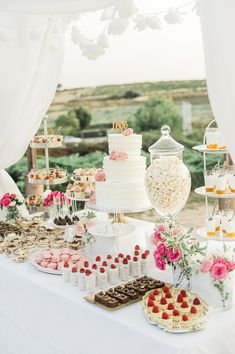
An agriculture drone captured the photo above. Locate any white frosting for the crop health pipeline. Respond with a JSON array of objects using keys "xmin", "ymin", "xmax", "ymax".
[
  {"xmin": 108, "ymin": 133, "xmax": 142, "ymax": 159},
  {"xmin": 96, "ymin": 181, "xmax": 150, "ymax": 210},
  {"xmin": 103, "ymin": 156, "xmax": 146, "ymax": 182}
]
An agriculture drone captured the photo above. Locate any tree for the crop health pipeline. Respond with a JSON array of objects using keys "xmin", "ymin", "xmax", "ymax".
[
  {"xmin": 74, "ymin": 106, "xmax": 92, "ymax": 130},
  {"xmin": 134, "ymin": 96, "xmax": 182, "ymax": 133},
  {"xmin": 123, "ymin": 90, "xmax": 140, "ymax": 99},
  {"xmin": 55, "ymin": 111, "xmax": 79, "ymax": 136}
]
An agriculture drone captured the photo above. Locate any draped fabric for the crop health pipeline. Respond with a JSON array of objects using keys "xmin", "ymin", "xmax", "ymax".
[
  {"xmin": 198, "ymin": 0, "xmax": 235, "ymax": 162},
  {"xmin": 0, "ymin": 13, "xmax": 65, "ymax": 198}
]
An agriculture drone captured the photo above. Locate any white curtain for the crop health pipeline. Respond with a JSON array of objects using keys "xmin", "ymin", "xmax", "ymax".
[
  {"xmin": 198, "ymin": 0, "xmax": 235, "ymax": 162},
  {"xmin": 0, "ymin": 13, "xmax": 65, "ymax": 198}
]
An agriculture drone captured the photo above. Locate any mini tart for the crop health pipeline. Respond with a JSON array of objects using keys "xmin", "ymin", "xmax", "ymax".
[
  {"xmin": 158, "ymin": 297, "xmax": 168, "ymax": 309},
  {"xmin": 180, "ymin": 289, "xmax": 189, "ymax": 302},
  {"xmin": 189, "ymin": 306, "xmax": 199, "ymax": 321},
  {"xmin": 158, "ymin": 312, "xmax": 172, "ymax": 326},
  {"xmin": 165, "ymin": 291, "xmax": 174, "ymax": 303},
  {"xmin": 150, "ymin": 305, "xmax": 161, "ymax": 322},
  {"xmin": 172, "ymin": 309, "xmax": 181, "ymax": 323},
  {"xmin": 146, "ymin": 299, "xmax": 155, "ymax": 313},
  {"xmin": 180, "ymin": 301, "xmax": 190, "ymax": 314},
  {"xmin": 192, "ymin": 297, "xmax": 203, "ymax": 311},
  {"xmin": 165, "ymin": 302, "xmax": 175, "ymax": 315}
]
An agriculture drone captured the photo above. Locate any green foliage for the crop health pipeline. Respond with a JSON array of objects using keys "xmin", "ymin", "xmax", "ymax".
[
  {"xmin": 74, "ymin": 106, "xmax": 92, "ymax": 130},
  {"xmin": 123, "ymin": 90, "xmax": 140, "ymax": 99},
  {"xmin": 134, "ymin": 96, "xmax": 182, "ymax": 133},
  {"xmin": 55, "ymin": 111, "xmax": 79, "ymax": 136}
]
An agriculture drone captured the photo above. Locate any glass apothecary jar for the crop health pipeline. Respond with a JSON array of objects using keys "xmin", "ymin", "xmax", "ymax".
[{"xmin": 145, "ymin": 125, "xmax": 191, "ymax": 217}]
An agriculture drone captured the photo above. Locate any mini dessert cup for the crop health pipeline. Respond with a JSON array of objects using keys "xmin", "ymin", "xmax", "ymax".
[
  {"xmin": 213, "ymin": 213, "xmax": 221, "ymax": 233},
  {"xmin": 204, "ymin": 170, "xmax": 215, "ymax": 192},
  {"xmin": 229, "ymin": 174, "xmax": 235, "ymax": 193},
  {"xmin": 206, "ymin": 127, "xmax": 219, "ymax": 149},
  {"xmin": 225, "ymin": 219, "xmax": 235, "ymax": 238},
  {"xmin": 206, "ymin": 218, "xmax": 216, "ymax": 237},
  {"xmin": 215, "ymin": 174, "xmax": 227, "ymax": 194}
]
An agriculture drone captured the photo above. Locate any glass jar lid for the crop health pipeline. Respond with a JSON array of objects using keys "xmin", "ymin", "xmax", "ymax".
[{"xmin": 148, "ymin": 125, "xmax": 184, "ymax": 155}]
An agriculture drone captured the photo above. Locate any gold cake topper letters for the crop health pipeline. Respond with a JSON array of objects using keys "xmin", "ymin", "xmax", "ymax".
[{"xmin": 112, "ymin": 120, "xmax": 128, "ymax": 132}]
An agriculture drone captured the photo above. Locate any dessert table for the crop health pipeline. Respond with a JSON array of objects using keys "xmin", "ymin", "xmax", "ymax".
[{"xmin": 0, "ymin": 218, "xmax": 235, "ymax": 354}]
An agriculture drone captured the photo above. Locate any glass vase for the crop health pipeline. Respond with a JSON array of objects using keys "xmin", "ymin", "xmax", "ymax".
[
  {"xmin": 6, "ymin": 206, "xmax": 19, "ymax": 222},
  {"xmin": 210, "ymin": 274, "xmax": 233, "ymax": 311},
  {"xmin": 172, "ymin": 265, "xmax": 192, "ymax": 291}
]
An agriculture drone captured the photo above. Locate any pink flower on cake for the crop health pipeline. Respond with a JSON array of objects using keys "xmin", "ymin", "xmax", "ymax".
[
  {"xmin": 122, "ymin": 128, "xmax": 133, "ymax": 136},
  {"xmin": 95, "ymin": 169, "xmax": 106, "ymax": 182},
  {"xmin": 211, "ymin": 263, "xmax": 228, "ymax": 280},
  {"xmin": 155, "ymin": 242, "xmax": 167, "ymax": 256},
  {"xmin": 109, "ymin": 151, "xmax": 128, "ymax": 161},
  {"xmin": 200, "ymin": 259, "xmax": 213, "ymax": 273},
  {"xmin": 167, "ymin": 247, "xmax": 182, "ymax": 262},
  {"xmin": 154, "ymin": 256, "xmax": 166, "ymax": 271}
]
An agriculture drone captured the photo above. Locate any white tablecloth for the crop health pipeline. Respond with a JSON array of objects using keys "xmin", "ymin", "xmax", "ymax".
[{"xmin": 0, "ymin": 219, "xmax": 235, "ymax": 354}]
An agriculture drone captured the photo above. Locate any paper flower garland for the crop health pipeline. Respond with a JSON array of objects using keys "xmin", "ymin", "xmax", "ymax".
[{"xmin": 0, "ymin": 0, "xmax": 196, "ymax": 60}]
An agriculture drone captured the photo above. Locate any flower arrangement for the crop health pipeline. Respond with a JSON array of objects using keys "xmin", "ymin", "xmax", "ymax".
[
  {"xmin": 109, "ymin": 150, "xmax": 128, "ymax": 161},
  {"xmin": 152, "ymin": 217, "xmax": 205, "ymax": 288},
  {"xmin": 75, "ymin": 211, "xmax": 96, "ymax": 245},
  {"xmin": 43, "ymin": 191, "xmax": 65, "ymax": 207},
  {"xmin": 199, "ymin": 252, "xmax": 235, "ymax": 309},
  {"xmin": 0, "ymin": 193, "xmax": 24, "ymax": 221}
]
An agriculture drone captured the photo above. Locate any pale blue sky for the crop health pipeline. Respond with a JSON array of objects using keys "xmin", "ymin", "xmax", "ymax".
[{"xmin": 59, "ymin": 0, "xmax": 205, "ymax": 88}]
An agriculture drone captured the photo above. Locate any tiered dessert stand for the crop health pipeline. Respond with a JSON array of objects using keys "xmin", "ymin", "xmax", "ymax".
[
  {"xmin": 28, "ymin": 116, "xmax": 67, "ymax": 191},
  {"xmin": 193, "ymin": 119, "xmax": 235, "ymax": 244}
]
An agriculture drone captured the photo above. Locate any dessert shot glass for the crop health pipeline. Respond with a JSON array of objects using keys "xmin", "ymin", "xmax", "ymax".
[{"xmin": 205, "ymin": 127, "xmax": 219, "ymax": 149}]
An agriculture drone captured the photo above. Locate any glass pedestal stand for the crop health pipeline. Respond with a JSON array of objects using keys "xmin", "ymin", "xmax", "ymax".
[{"xmin": 85, "ymin": 204, "xmax": 152, "ymax": 254}]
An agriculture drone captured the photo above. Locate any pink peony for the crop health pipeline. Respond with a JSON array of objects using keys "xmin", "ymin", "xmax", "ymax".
[
  {"xmin": 200, "ymin": 259, "xmax": 213, "ymax": 273},
  {"xmin": 155, "ymin": 242, "xmax": 167, "ymax": 257},
  {"xmin": 154, "ymin": 256, "xmax": 166, "ymax": 271},
  {"xmin": 76, "ymin": 222, "xmax": 85, "ymax": 235},
  {"xmin": 213, "ymin": 258, "xmax": 230, "ymax": 269},
  {"xmin": 211, "ymin": 263, "xmax": 228, "ymax": 280},
  {"xmin": 122, "ymin": 128, "xmax": 133, "ymax": 136},
  {"xmin": 95, "ymin": 169, "xmax": 106, "ymax": 182},
  {"xmin": 1, "ymin": 197, "xmax": 11, "ymax": 207},
  {"xmin": 167, "ymin": 247, "xmax": 182, "ymax": 262},
  {"xmin": 109, "ymin": 151, "xmax": 128, "ymax": 161}
]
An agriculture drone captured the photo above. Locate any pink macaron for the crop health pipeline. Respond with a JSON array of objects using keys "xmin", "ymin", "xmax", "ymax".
[
  {"xmin": 51, "ymin": 255, "xmax": 60, "ymax": 263},
  {"xmin": 40, "ymin": 261, "xmax": 49, "ymax": 268},
  {"xmin": 47, "ymin": 262, "xmax": 57, "ymax": 270},
  {"xmin": 35, "ymin": 256, "xmax": 43, "ymax": 264},
  {"xmin": 60, "ymin": 254, "xmax": 70, "ymax": 262}
]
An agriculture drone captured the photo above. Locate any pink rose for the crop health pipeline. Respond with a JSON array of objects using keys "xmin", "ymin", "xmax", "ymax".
[
  {"xmin": 167, "ymin": 247, "xmax": 182, "ymax": 262},
  {"xmin": 171, "ymin": 225, "xmax": 185, "ymax": 236},
  {"xmin": 122, "ymin": 128, "xmax": 133, "ymax": 136},
  {"xmin": 76, "ymin": 222, "xmax": 85, "ymax": 235},
  {"xmin": 157, "ymin": 224, "xmax": 168, "ymax": 233},
  {"xmin": 155, "ymin": 242, "xmax": 167, "ymax": 257},
  {"xmin": 51, "ymin": 191, "xmax": 59, "ymax": 197},
  {"xmin": 109, "ymin": 151, "xmax": 128, "ymax": 161},
  {"xmin": 2, "ymin": 193, "xmax": 10, "ymax": 199},
  {"xmin": 200, "ymin": 259, "xmax": 213, "ymax": 273},
  {"xmin": 154, "ymin": 256, "xmax": 166, "ymax": 271},
  {"xmin": 211, "ymin": 263, "xmax": 228, "ymax": 280},
  {"xmin": 10, "ymin": 193, "xmax": 16, "ymax": 199},
  {"xmin": 95, "ymin": 169, "xmax": 106, "ymax": 182},
  {"xmin": 213, "ymin": 258, "xmax": 230, "ymax": 269},
  {"xmin": 2, "ymin": 197, "xmax": 11, "ymax": 207}
]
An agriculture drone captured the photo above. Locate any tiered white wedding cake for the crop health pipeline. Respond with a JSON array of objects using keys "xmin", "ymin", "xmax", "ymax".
[{"xmin": 95, "ymin": 129, "xmax": 151, "ymax": 210}]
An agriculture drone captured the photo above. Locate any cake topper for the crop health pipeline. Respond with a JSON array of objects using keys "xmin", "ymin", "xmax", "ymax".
[{"xmin": 112, "ymin": 120, "xmax": 128, "ymax": 132}]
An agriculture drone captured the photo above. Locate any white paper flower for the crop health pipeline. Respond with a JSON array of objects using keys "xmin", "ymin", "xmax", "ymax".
[
  {"xmin": 147, "ymin": 16, "xmax": 162, "ymax": 30},
  {"xmin": 82, "ymin": 43, "xmax": 105, "ymax": 60},
  {"xmin": 108, "ymin": 18, "xmax": 130, "ymax": 35},
  {"xmin": 100, "ymin": 7, "xmax": 115, "ymax": 21},
  {"xmin": 164, "ymin": 7, "xmax": 184, "ymax": 24},
  {"xmin": 116, "ymin": 0, "xmax": 138, "ymax": 18},
  {"xmin": 71, "ymin": 25, "xmax": 80, "ymax": 45},
  {"xmin": 29, "ymin": 29, "xmax": 40, "ymax": 41},
  {"xmin": 97, "ymin": 32, "xmax": 109, "ymax": 49},
  {"xmin": 0, "ymin": 29, "xmax": 11, "ymax": 42}
]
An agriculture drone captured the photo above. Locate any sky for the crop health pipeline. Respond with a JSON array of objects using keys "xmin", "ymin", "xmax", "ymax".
[{"xmin": 59, "ymin": 0, "xmax": 205, "ymax": 89}]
